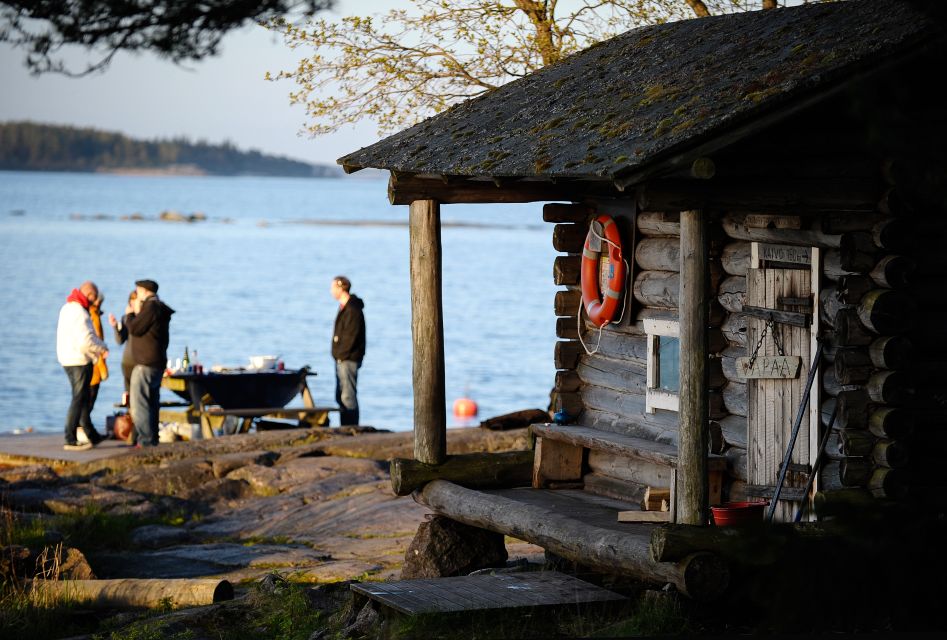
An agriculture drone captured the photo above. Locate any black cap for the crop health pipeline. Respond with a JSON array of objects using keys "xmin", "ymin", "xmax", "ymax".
[{"xmin": 135, "ymin": 279, "xmax": 159, "ymax": 293}]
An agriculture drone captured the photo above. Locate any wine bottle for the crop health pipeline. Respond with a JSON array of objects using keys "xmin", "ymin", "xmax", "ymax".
[{"xmin": 182, "ymin": 346, "xmax": 190, "ymax": 371}]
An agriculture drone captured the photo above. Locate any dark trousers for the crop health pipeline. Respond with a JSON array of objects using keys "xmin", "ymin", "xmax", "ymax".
[{"xmin": 63, "ymin": 364, "xmax": 101, "ymax": 444}]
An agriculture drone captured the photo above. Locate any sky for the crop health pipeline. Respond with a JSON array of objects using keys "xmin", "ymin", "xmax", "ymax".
[{"xmin": 0, "ymin": 1, "xmax": 396, "ymax": 168}]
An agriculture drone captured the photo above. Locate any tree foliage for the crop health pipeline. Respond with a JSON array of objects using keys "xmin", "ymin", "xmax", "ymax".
[
  {"xmin": 267, "ymin": 0, "xmax": 786, "ymax": 137},
  {"xmin": 0, "ymin": 0, "xmax": 333, "ymax": 76}
]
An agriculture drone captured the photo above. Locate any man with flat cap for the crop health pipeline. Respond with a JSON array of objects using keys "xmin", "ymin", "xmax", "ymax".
[
  {"xmin": 125, "ymin": 279, "xmax": 174, "ymax": 446},
  {"xmin": 57, "ymin": 280, "xmax": 109, "ymax": 450}
]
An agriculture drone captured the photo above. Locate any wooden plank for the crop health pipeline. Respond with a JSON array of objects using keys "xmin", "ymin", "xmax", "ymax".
[
  {"xmin": 741, "ymin": 305, "xmax": 810, "ymax": 328},
  {"xmin": 744, "ymin": 214, "xmax": 801, "ymax": 230},
  {"xmin": 734, "ymin": 356, "xmax": 801, "ymax": 379},
  {"xmin": 532, "ymin": 424, "xmax": 680, "ymax": 468},
  {"xmin": 618, "ymin": 510, "xmax": 672, "ymax": 523},
  {"xmin": 532, "ymin": 437, "xmax": 583, "ymax": 488},
  {"xmin": 757, "ymin": 243, "xmax": 812, "ymax": 265}
]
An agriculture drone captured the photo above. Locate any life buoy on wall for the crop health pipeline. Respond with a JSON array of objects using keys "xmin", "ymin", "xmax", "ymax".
[{"xmin": 580, "ymin": 214, "xmax": 626, "ymax": 327}]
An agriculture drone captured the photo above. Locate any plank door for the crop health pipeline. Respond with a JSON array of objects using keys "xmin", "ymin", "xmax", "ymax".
[{"xmin": 746, "ymin": 257, "xmax": 819, "ymax": 522}]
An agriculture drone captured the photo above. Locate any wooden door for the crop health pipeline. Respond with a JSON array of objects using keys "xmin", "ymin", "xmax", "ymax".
[{"xmin": 746, "ymin": 258, "xmax": 819, "ymax": 522}]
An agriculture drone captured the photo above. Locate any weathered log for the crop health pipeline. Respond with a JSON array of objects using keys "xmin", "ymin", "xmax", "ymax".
[
  {"xmin": 857, "ymin": 289, "xmax": 917, "ymax": 335},
  {"xmin": 582, "ymin": 472, "xmax": 645, "ymax": 503},
  {"xmin": 834, "ymin": 348, "xmax": 873, "ymax": 385},
  {"xmin": 819, "ymin": 458, "xmax": 873, "ymax": 488},
  {"xmin": 633, "ymin": 270, "xmax": 679, "ymax": 309},
  {"xmin": 822, "ymin": 368, "xmax": 857, "ymax": 398},
  {"xmin": 635, "ymin": 237, "xmax": 681, "ymax": 272},
  {"xmin": 716, "ymin": 414, "xmax": 747, "ymax": 450},
  {"xmin": 839, "ymin": 232, "xmax": 878, "ymax": 273},
  {"xmin": 588, "ymin": 450, "xmax": 675, "ymax": 488},
  {"xmin": 550, "ymin": 391, "xmax": 583, "ymax": 417},
  {"xmin": 554, "ymin": 255, "xmax": 581, "ymax": 285},
  {"xmin": 721, "ymin": 242, "xmax": 751, "ymax": 276},
  {"xmin": 813, "ymin": 488, "xmax": 874, "ymax": 516},
  {"xmin": 721, "ymin": 212, "xmax": 841, "ymax": 248},
  {"xmin": 410, "ymin": 199, "xmax": 447, "ymax": 465},
  {"xmin": 555, "ymin": 289, "xmax": 581, "ymax": 317},
  {"xmin": 721, "ymin": 313, "xmax": 747, "ymax": 348},
  {"xmin": 544, "ymin": 202, "xmax": 592, "ymax": 224},
  {"xmin": 872, "ymin": 218, "xmax": 910, "ymax": 252},
  {"xmin": 720, "ymin": 346, "xmax": 746, "ymax": 384},
  {"xmin": 725, "ymin": 479, "xmax": 748, "ymax": 502},
  {"xmin": 576, "ymin": 329, "xmax": 649, "ymax": 364},
  {"xmin": 724, "ymin": 447, "xmax": 747, "ymax": 482},
  {"xmin": 869, "ymin": 255, "xmax": 915, "ymax": 289},
  {"xmin": 556, "ymin": 317, "xmax": 579, "ymax": 340},
  {"xmin": 30, "ymin": 579, "xmax": 233, "ymax": 609},
  {"xmin": 554, "ymin": 341, "xmax": 582, "ymax": 370},
  {"xmin": 836, "ymin": 274, "xmax": 874, "ymax": 305},
  {"xmin": 418, "ymin": 480, "xmax": 729, "ymax": 601},
  {"xmin": 837, "ymin": 429, "xmax": 875, "ymax": 457},
  {"xmin": 819, "ymin": 287, "xmax": 851, "ymax": 328},
  {"xmin": 650, "ymin": 522, "xmax": 832, "ymax": 566},
  {"xmin": 721, "ymin": 382, "xmax": 747, "ymax": 418},
  {"xmin": 481, "ymin": 409, "xmax": 551, "ymax": 431},
  {"xmin": 717, "ymin": 276, "xmax": 746, "ymax": 314},
  {"xmin": 867, "ymin": 370, "xmax": 913, "ymax": 405},
  {"xmin": 555, "ymin": 370, "xmax": 582, "ymax": 393},
  {"xmin": 637, "ymin": 211, "xmax": 680, "ymax": 237},
  {"xmin": 576, "ymin": 354, "xmax": 648, "ymax": 394},
  {"xmin": 821, "ymin": 329, "xmax": 838, "ymax": 364},
  {"xmin": 553, "ymin": 223, "xmax": 587, "ymax": 253},
  {"xmin": 868, "ymin": 407, "xmax": 914, "ymax": 439},
  {"xmin": 834, "ymin": 308, "xmax": 874, "ymax": 346},
  {"xmin": 871, "ymin": 440, "xmax": 909, "ymax": 469},
  {"xmin": 876, "ymin": 187, "xmax": 910, "ymax": 216},
  {"xmin": 823, "ymin": 250, "xmax": 851, "ymax": 281},
  {"xmin": 821, "ymin": 389, "xmax": 869, "ymax": 430},
  {"xmin": 869, "ymin": 335, "xmax": 913, "ymax": 370},
  {"xmin": 868, "ymin": 467, "xmax": 906, "ymax": 499},
  {"xmin": 390, "ymin": 451, "xmax": 534, "ymax": 496},
  {"xmin": 638, "ymin": 180, "xmax": 879, "ymax": 214}
]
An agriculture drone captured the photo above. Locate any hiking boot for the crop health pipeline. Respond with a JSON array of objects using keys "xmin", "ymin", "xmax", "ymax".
[{"xmin": 64, "ymin": 442, "xmax": 93, "ymax": 451}]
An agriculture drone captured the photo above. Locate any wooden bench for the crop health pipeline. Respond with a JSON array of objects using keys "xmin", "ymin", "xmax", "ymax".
[{"xmin": 530, "ymin": 423, "xmax": 726, "ymax": 519}]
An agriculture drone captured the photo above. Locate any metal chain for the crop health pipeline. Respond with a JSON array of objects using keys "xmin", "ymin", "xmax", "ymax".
[{"xmin": 747, "ymin": 317, "xmax": 784, "ymax": 371}]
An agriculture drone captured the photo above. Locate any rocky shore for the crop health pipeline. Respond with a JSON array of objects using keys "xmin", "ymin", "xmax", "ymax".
[{"xmin": 1, "ymin": 426, "xmax": 551, "ymax": 638}]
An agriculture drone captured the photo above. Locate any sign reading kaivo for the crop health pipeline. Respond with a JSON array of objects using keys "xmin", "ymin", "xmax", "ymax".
[{"xmin": 736, "ymin": 355, "xmax": 802, "ymax": 379}]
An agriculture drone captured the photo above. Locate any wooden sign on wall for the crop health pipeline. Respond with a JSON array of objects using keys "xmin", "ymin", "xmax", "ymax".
[
  {"xmin": 758, "ymin": 243, "xmax": 812, "ymax": 265},
  {"xmin": 736, "ymin": 355, "xmax": 802, "ymax": 379},
  {"xmin": 744, "ymin": 214, "xmax": 801, "ymax": 229}
]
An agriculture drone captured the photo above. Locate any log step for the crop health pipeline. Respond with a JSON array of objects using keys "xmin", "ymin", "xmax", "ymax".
[{"xmin": 530, "ymin": 423, "xmax": 726, "ymax": 471}]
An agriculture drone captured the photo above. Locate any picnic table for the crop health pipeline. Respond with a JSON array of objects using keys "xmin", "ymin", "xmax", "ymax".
[{"xmin": 161, "ymin": 366, "xmax": 338, "ymax": 438}]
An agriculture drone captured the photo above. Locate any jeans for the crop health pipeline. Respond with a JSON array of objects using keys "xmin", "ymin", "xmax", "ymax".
[
  {"xmin": 130, "ymin": 365, "xmax": 162, "ymax": 446},
  {"xmin": 63, "ymin": 363, "xmax": 100, "ymax": 444},
  {"xmin": 335, "ymin": 360, "xmax": 360, "ymax": 426}
]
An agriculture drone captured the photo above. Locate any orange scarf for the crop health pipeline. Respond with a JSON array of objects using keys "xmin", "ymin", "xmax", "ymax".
[{"xmin": 90, "ymin": 305, "xmax": 109, "ymax": 385}]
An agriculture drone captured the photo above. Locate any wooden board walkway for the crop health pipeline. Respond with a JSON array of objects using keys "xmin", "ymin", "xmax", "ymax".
[
  {"xmin": 0, "ymin": 433, "xmax": 133, "ymax": 466},
  {"xmin": 350, "ymin": 571, "xmax": 625, "ymax": 615}
]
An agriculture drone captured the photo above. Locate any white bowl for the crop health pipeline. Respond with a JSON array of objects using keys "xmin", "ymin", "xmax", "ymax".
[{"xmin": 248, "ymin": 355, "xmax": 278, "ymax": 369}]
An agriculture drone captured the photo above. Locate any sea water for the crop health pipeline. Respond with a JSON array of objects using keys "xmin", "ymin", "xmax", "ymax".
[{"xmin": 0, "ymin": 170, "xmax": 558, "ymax": 434}]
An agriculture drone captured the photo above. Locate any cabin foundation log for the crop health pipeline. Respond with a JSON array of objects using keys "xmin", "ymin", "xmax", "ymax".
[
  {"xmin": 418, "ymin": 480, "xmax": 729, "ymax": 601},
  {"xmin": 390, "ymin": 451, "xmax": 534, "ymax": 496},
  {"xmin": 30, "ymin": 579, "xmax": 233, "ymax": 609},
  {"xmin": 410, "ymin": 199, "xmax": 447, "ymax": 464},
  {"xmin": 649, "ymin": 523, "xmax": 830, "ymax": 565}
]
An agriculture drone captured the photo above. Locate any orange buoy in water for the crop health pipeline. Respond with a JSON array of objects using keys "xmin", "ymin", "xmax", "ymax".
[{"xmin": 453, "ymin": 397, "xmax": 478, "ymax": 418}]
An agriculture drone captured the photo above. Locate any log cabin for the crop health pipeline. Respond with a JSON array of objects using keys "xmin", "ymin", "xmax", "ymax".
[{"xmin": 337, "ymin": 0, "xmax": 947, "ymax": 602}]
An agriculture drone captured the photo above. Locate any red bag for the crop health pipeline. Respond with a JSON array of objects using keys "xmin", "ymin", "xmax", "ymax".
[{"xmin": 112, "ymin": 413, "xmax": 134, "ymax": 442}]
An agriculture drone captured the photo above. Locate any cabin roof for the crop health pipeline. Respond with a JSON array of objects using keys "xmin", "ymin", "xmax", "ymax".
[{"xmin": 338, "ymin": 0, "xmax": 937, "ymax": 185}]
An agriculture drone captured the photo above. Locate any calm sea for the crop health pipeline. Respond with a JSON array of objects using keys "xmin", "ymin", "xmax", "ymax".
[{"xmin": 0, "ymin": 170, "xmax": 558, "ymax": 434}]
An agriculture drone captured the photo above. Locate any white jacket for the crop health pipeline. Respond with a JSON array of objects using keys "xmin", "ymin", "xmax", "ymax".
[{"xmin": 57, "ymin": 301, "xmax": 107, "ymax": 366}]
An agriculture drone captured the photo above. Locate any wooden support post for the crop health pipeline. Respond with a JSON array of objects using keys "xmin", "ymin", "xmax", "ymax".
[
  {"xmin": 678, "ymin": 209, "xmax": 709, "ymax": 525},
  {"xmin": 410, "ymin": 199, "xmax": 447, "ymax": 464}
]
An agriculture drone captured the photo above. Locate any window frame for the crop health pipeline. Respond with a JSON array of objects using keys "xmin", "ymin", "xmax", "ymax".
[{"xmin": 644, "ymin": 318, "xmax": 680, "ymax": 413}]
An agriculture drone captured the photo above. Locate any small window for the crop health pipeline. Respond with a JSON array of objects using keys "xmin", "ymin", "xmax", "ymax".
[{"xmin": 644, "ymin": 319, "xmax": 680, "ymax": 413}]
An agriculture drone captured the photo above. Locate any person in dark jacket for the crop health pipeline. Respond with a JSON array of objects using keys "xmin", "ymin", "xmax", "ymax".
[
  {"xmin": 330, "ymin": 275, "xmax": 365, "ymax": 426},
  {"xmin": 108, "ymin": 289, "xmax": 138, "ymax": 400},
  {"xmin": 125, "ymin": 279, "xmax": 174, "ymax": 446}
]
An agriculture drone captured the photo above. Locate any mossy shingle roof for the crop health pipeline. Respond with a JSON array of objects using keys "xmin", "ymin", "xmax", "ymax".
[{"xmin": 338, "ymin": 0, "xmax": 938, "ymax": 182}]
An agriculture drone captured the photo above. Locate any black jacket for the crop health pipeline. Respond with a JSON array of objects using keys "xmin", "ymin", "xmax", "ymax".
[
  {"xmin": 126, "ymin": 296, "xmax": 175, "ymax": 368},
  {"xmin": 332, "ymin": 295, "xmax": 365, "ymax": 363}
]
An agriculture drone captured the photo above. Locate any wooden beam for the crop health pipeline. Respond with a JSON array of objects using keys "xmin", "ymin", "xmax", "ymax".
[
  {"xmin": 410, "ymin": 199, "xmax": 447, "ymax": 464},
  {"xmin": 389, "ymin": 173, "xmax": 614, "ymax": 205},
  {"xmin": 390, "ymin": 451, "xmax": 534, "ymax": 496},
  {"xmin": 678, "ymin": 209, "xmax": 709, "ymax": 525}
]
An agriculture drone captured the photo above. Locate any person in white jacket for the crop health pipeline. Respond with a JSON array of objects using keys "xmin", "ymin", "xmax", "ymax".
[{"xmin": 57, "ymin": 281, "xmax": 109, "ymax": 450}]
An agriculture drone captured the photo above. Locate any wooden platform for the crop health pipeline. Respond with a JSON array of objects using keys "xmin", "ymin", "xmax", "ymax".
[
  {"xmin": 0, "ymin": 433, "xmax": 134, "ymax": 466},
  {"xmin": 350, "ymin": 571, "xmax": 625, "ymax": 615}
]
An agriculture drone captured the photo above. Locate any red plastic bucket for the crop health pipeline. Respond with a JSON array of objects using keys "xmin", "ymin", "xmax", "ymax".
[{"xmin": 710, "ymin": 501, "xmax": 768, "ymax": 526}]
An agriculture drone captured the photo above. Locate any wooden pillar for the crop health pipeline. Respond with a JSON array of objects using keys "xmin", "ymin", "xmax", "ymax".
[
  {"xmin": 678, "ymin": 209, "xmax": 709, "ymax": 525},
  {"xmin": 410, "ymin": 199, "xmax": 447, "ymax": 464}
]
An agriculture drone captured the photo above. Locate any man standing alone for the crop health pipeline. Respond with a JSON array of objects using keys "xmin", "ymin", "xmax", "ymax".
[
  {"xmin": 330, "ymin": 276, "xmax": 365, "ymax": 426},
  {"xmin": 57, "ymin": 281, "xmax": 109, "ymax": 450},
  {"xmin": 126, "ymin": 279, "xmax": 174, "ymax": 446}
]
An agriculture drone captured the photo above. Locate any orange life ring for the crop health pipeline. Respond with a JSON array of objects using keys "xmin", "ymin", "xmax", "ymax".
[{"xmin": 581, "ymin": 214, "xmax": 626, "ymax": 327}]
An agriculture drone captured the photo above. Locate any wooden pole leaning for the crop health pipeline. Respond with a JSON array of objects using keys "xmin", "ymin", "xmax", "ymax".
[
  {"xmin": 409, "ymin": 199, "xmax": 447, "ymax": 464},
  {"xmin": 678, "ymin": 209, "xmax": 709, "ymax": 525}
]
